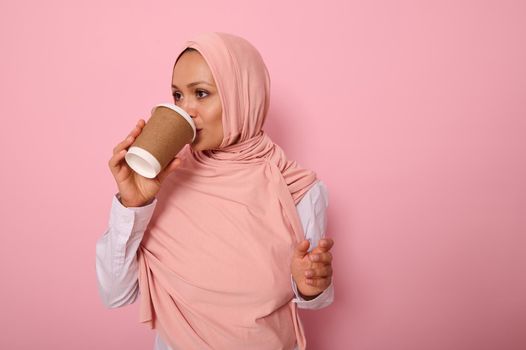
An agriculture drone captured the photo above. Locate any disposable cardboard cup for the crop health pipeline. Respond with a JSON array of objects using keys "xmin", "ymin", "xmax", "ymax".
[{"xmin": 125, "ymin": 103, "xmax": 196, "ymax": 178}]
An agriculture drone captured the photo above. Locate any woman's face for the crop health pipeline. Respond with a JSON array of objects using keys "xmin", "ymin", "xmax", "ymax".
[{"xmin": 171, "ymin": 50, "xmax": 223, "ymax": 151}]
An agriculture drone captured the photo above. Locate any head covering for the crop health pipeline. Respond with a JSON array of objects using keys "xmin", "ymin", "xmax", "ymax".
[{"xmin": 137, "ymin": 32, "xmax": 318, "ymax": 350}]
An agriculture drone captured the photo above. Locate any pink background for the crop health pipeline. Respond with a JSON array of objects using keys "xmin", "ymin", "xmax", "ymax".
[{"xmin": 1, "ymin": 0, "xmax": 525, "ymax": 349}]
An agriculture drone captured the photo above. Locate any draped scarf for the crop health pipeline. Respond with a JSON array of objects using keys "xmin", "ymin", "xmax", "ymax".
[{"xmin": 137, "ymin": 32, "xmax": 317, "ymax": 349}]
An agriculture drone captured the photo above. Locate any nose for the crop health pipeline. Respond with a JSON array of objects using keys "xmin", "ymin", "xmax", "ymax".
[{"xmin": 179, "ymin": 99, "xmax": 197, "ymax": 120}]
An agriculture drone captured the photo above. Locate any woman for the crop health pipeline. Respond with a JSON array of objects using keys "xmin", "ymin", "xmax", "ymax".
[{"xmin": 96, "ymin": 32, "xmax": 334, "ymax": 350}]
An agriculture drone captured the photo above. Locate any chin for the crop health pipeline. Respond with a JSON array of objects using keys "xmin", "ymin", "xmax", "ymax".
[{"xmin": 190, "ymin": 139, "xmax": 221, "ymax": 152}]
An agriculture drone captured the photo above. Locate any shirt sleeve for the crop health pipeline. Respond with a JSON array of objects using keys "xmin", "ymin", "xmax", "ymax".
[
  {"xmin": 95, "ymin": 193, "xmax": 157, "ymax": 308},
  {"xmin": 291, "ymin": 180, "xmax": 334, "ymax": 309}
]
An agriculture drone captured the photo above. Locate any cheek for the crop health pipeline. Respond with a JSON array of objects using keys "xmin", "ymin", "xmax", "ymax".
[
  {"xmin": 210, "ymin": 101, "xmax": 223, "ymax": 131},
  {"xmin": 211, "ymin": 99, "xmax": 222, "ymax": 122}
]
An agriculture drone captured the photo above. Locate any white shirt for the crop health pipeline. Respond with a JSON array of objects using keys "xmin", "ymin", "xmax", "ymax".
[{"xmin": 96, "ymin": 180, "xmax": 334, "ymax": 350}]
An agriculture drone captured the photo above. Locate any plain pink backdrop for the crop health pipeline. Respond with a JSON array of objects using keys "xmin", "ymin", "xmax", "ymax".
[{"xmin": 1, "ymin": 0, "xmax": 525, "ymax": 349}]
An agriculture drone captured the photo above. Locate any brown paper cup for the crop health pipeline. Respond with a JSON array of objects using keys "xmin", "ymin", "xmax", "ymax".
[{"xmin": 124, "ymin": 103, "xmax": 195, "ymax": 178}]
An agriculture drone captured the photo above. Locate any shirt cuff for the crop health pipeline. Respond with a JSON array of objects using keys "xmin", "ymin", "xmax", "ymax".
[
  {"xmin": 290, "ymin": 274, "xmax": 334, "ymax": 310},
  {"xmin": 111, "ymin": 193, "xmax": 157, "ymax": 237}
]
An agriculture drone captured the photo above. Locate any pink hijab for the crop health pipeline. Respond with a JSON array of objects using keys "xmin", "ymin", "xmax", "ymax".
[{"xmin": 137, "ymin": 32, "xmax": 318, "ymax": 350}]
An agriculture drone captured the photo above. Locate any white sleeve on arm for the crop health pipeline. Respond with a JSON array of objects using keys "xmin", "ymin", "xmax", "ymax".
[
  {"xmin": 95, "ymin": 193, "xmax": 157, "ymax": 309},
  {"xmin": 292, "ymin": 180, "xmax": 334, "ymax": 310}
]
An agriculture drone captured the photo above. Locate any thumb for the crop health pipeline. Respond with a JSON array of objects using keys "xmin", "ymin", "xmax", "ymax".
[{"xmin": 293, "ymin": 239, "xmax": 310, "ymax": 259}]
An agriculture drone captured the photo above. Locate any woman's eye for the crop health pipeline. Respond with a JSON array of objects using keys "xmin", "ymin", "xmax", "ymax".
[
  {"xmin": 172, "ymin": 90, "xmax": 208, "ymax": 101},
  {"xmin": 196, "ymin": 90, "xmax": 209, "ymax": 98},
  {"xmin": 172, "ymin": 92, "xmax": 182, "ymax": 101}
]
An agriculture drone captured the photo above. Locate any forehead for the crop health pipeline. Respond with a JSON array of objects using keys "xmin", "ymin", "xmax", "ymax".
[{"xmin": 172, "ymin": 51, "xmax": 215, "ymax": 85}]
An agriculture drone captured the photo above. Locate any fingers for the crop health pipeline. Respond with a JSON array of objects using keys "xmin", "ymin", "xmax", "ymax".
[
  {"xmin": 309, "ymin": 251, "xmax": 332, "ymax": 264},
  {"xmin": 305, "ymin": 276, "xmax": 332, "ymax": 289},
  {"xmin": 304, "ymin": 265, "xmax": 332, "ymax": 279},
  {"xmin": 108, "ymin": 147, "xmax": 127, "ymax": 170},
  {"xmin": 318, "ymin": 238, "xmax": 334, "ymax": 251},
  {"xmin": 109, "ymin": 119, "xmax": 146, "ymax": 173},
  {"xmin": 112, "ymin": 119, "xmax": 146, "ymax": 155},
  {"xmin": 293, "ymin": 240, "xmax": 310, "ymax": 259},
  {"xmin": 310, "ymin": 238, "xmax": 334, "ymax": 254},
  {"xmin": 308, "ymin": 238, "xmax": 334, "ymax": 266},
  {"xmin": 295, "ymin": 238, "xmax": 334, "ymax": 293}
]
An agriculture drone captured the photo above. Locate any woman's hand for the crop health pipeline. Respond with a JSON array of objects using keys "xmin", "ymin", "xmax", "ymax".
[
  {"xmin": 290, "ymin": 238, "xmax": 334, "ymax": 300},
  {"xmin": 108, "ymin": 119, "xmax": 183, "ymax": 207}
]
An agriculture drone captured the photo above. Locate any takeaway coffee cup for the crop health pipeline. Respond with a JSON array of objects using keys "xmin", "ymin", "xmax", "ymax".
[{"xmin": 124, "ymin": 103, "xmax": 196, "ymax": 178}]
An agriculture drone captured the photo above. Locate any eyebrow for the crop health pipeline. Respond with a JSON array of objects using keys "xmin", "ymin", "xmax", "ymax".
[{"xmin": 171, "ymin": 81, "xmax": 213, "ymax": 89}]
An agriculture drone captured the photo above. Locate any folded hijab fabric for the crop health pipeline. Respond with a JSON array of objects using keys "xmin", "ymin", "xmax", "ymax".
[{"xmin": 137, "ymin": 32, "xmax": 318, "ymax": 350}]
